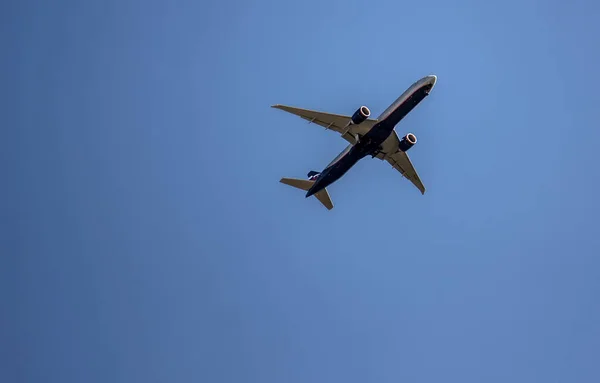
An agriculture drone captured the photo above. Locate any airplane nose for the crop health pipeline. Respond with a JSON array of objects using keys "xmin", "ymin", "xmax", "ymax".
[{"xmin": 425, "ymin": 74, "xmax": 437, "ymax": 92}]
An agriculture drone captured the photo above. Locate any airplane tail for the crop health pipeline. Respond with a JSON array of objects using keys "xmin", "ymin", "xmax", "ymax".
[{"xmin": 280, "ymin": 172, "xmax": 334, "ymax": 210}]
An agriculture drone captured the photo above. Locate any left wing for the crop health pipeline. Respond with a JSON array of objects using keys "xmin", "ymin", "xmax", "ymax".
[
  {"xmin": 271, "ymin": 104, "xmax": 377, "ymax": 145},
  {"xmin": 376, "ymin": 131, "xmax": 426, "ymax": 194}
]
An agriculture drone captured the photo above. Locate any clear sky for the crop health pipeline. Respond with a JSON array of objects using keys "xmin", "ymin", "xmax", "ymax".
[{"xmin": 4, "ymin": 0, "xmax": 600, "ymax": 382}]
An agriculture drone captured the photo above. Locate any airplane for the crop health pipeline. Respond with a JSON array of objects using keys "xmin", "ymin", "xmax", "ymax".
[{"xmin": 273, "ymin": 74, "xmax": 437, "ymax": 210}]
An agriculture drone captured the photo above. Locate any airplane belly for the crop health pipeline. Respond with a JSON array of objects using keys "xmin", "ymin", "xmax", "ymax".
[
  {"xmin": 324, "ymin": 148, "xmax": 362, "ymax": 181},
  {"xmin": 364, "ymin": 122, "xmax": 394, "ymax": 142}
]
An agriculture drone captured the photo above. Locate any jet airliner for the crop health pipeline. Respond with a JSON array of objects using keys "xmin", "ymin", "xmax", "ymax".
[{"xmin": 273, "ymin": 74, "xmax": 437, "ymax": 210}]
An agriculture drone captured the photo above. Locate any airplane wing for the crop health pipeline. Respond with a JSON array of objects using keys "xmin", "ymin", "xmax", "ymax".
[
  {"xmin": 376, "ymin": 131, "xmax": 426, "ymax": 194},
  {"xmin": 271, "ymin": 104, "xmax": 377, "ymax": 145}
]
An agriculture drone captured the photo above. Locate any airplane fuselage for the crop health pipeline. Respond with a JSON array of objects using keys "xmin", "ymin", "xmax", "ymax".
[{"xmin": 305, "ymin": 75, "xmax": 436, "ymax": 198}]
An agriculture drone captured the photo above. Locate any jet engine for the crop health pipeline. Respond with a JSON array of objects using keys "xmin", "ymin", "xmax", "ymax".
[
  {"xmin": 398, "ymin": 133, "xmax": 417, "ymax": 152},
  {"xmin": 350, "ymin": 106, "xmax": 371, "ymax": 125}
]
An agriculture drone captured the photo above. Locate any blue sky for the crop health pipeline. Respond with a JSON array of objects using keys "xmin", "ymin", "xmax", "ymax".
[{"xmin": 3, "ymin": 0, "xmax": 600, "ymax": 382}]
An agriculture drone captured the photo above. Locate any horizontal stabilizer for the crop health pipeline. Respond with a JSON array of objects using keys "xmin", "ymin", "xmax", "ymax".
[
  {"xmin": 280, "ymin": 177, "xmax": 314, "ymax": 191},
  {"xmin": 279, "ymin": 177, "xmax": 334, "ymax": 210},
  {"xmin": 314, "ymin": 188, "xmax": 333, "ymax": 210}
]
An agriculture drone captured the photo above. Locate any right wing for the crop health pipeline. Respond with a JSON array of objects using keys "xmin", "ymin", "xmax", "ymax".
[
  {"xmin": 385, "ymin": 150, "xmax": 426, "ymax": 194},
  {"xmin": 375, "ymin": 131, "xmax": 426, "ymax": 194},
  {"xmin": 271, "ymin": 104, "xmax": 377, "ymax": 145}
]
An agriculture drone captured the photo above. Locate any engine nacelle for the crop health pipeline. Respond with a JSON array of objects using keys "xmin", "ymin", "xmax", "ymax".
[
  {"xmin": 351, "ymin": 106, "xmax": 371, "ymax": 125},
  {"xmin": 398, "ymin": 133, "xmax": 417, "ymax": 152}
]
